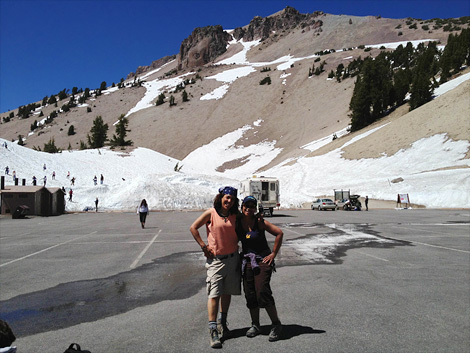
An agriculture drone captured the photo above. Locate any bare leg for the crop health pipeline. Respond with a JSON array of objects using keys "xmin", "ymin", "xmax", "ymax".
[
  {"xmin": 208, "ymin": 297, "xmax": 220, "ymax": 321},
  {"xmin": 220, "ymin": 294, "xmax": 231, "ymax": 313}
]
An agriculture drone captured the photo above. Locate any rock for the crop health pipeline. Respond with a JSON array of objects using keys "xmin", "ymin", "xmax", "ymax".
[
  {"xmin": 177, "ymin": 25, "xmax": 232, "ymax": 70},
  {"xmin": 391, "ymin": 177, "xmax": 404, "ymax": 183},
  {"xmin": 232, "ymin": 6, "xmax": 323, "ymax": 42},
  {"xmin": 127, "ymin": 55, "xmax": 176, "ymax": 79}
]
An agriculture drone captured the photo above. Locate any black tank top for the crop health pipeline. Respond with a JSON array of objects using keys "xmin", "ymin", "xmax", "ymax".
[{"xmin": 236, "ymin": 216, "xmax": 271, "ymax": 257}]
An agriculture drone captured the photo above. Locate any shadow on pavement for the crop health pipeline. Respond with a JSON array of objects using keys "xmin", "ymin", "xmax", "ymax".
[{"xmin": 224, "ymin": 324, "xmax": 325, "ymax": 341}]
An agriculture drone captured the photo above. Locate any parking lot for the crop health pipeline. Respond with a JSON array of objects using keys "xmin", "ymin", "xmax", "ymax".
[{"xmin": 1, "ymin": 209, "xmax": 469, "ymax": 352}]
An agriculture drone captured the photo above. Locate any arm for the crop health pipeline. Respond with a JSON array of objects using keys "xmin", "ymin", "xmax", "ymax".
[
  {"xmin": 190, "ymin": 209, "xmax": 214, "ymax": 258},
  {"xmin": 261, "ymin": 220, "xmax": 283, "ymax": 265}
]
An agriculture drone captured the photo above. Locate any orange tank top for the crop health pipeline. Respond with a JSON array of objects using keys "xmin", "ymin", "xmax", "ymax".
[{"xmin": 206, "ymin": 208, "xmax": 238, "ymax": 255}]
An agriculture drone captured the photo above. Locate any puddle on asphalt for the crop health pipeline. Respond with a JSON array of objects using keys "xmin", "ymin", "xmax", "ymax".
[{"xmin": 0, "ymin": 223, "xmax": 410, "ymax": 337}]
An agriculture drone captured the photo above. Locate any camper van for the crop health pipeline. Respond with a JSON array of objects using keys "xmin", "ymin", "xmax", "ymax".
[{"xmin": 239, "ymin": 176, "xmax": 280, "ymax": 216}]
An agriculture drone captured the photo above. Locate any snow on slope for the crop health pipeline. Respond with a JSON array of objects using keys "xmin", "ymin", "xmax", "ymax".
[{"xmin": 2, "ymin": 41, "xmax": 469, "ymax": 212}]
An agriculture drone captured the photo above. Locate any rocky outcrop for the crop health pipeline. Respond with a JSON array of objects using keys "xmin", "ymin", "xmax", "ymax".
[
  {"xmin": 233, "ymin": 6, "xmax": 324, "ymax": 41},
  {"xmin": 177, "ymin": 25, "xmax": 232, "ymax": 70},
  {"xmin": 127, "ymin": 55, "xmax": 176, "ymax": 79}
]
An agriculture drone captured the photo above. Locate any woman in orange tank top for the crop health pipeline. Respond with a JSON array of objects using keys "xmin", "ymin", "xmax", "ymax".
[{"xmin": 190, "ymin": 186, "xmax": 241, "ymax": 348}]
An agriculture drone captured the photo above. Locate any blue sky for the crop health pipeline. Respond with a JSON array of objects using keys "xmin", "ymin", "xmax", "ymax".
[{"xmin": 1, "ymin": 0, "xmax": 469, "ymax": 114}]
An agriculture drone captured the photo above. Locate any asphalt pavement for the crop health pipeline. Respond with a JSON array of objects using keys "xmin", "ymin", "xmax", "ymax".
[{"xmin": 0, "ymin": 209, "xmax": 469, "ymax": 352}]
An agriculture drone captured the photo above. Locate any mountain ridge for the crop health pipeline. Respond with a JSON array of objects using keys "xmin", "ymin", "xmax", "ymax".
[{"xmin": 1, "ymin": 7, "xmax": 469, "ymax": 179}]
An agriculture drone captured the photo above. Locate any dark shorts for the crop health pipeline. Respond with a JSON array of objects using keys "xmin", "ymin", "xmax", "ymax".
[
  {"xmin": 243, "ymin": 261, "xmax": 275, "ymax": 309},
  {"xmin": 139, "ymin": 212, "xmax": 147, "ymax": 223}
]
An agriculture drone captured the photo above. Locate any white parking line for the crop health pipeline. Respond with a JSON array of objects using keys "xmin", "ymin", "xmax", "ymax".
[
  {"xmin": 407, "ymin": 240, "xmax": 470, "ymax": 253},
  {"xmin": 130, "ymin": 230, "xmax": 161, "ymax": 269},
  {"xmin": 352, "ymin": 250, "xmax": 389, "ymax": 262},
  {"xmin": 0, "ymin": 231, "xmax": 97, "ymax": 267},
  {"xmin": 392, "ymin": 225, "xmax": 470, "ymax": 253}
]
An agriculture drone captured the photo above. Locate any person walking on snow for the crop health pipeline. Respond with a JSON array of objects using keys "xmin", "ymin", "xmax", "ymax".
[
  {"xmin": 95, "ymin": 197, "xmax": 99, "ymax": 212},
  {"xmin": 93, "ymin": 175, "xmax": 97, "ymax": 186},
  {"xmin": 69, "ymin": 189, "xmax": 73, "ymax": 201}
]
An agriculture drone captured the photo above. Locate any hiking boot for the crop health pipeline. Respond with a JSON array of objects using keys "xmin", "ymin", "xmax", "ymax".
[
  {"xmin": 246, "ymin": 324, "xmax": 261, "ymax": 338},
  {"xmin": 209, "ymin": 328, "xmax": 222, "ymax": 348},
  {"xmin": 268, "ymin": 324, "xmax": 282, "ymax": 342},
  {"xmin": 217, "ymin": 319, "xmax": 230, "ymax": 340}
]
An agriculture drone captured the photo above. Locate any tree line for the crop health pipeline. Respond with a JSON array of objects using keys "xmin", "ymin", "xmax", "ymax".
[
  {"xmin": 34, "ymin": 114, "xmax": 133, "ymax": 153},
  {"xmin": 348, "ymin": 29, "xmax": 469, "ymax": 131}
]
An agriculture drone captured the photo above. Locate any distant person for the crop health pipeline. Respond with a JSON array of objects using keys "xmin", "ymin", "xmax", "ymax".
[
  {"xmin": 100, "ymin": 174, "xmax": 104, "ymax": 185},
  {"xmin": 137, "ymin": 199, "xmax": 149, "ymax": 228},
  {"xmin": 67, "ymin": 171, "xmax": 70, "ymax": 179},
  {"xmin": 71, "ymin": 177, "xmax": 75, "ymax": 186},
  {"xmin": 12, "ymin": 171, "xmax": 16, "ymax": 181},
  {"xmin": 43, "ymin": 175, "xmax": 47, "ymax": 186},
  {"xmin": 52, "ymin": 171, "xmax": 55, "ymax": 180},
  {"xmin": 93, "ymin": 175, "xmax": 97, "ymax": 185},
  {"xmin": 236, "ymin": 196, "xmax": 284, "ymax": 342},
  {"xmin": 95, "ymin": 197, "xmax": 99, "ymax": 212},
  {"xmin": 189, "ymin": 186, "xmax": 241, "ymax": 349},
  {"xmin": 43, "ymin": 163, "xmax": 46, "ymax": 171},
  {"xmin": 61, "ymin": 186, "xmax": 66, "ymax": 194},
  {"xmin": 32, "ymin": 176, "xmax": 37, "ymax": 186},
  {"xmin": 365, "ymin": 196, "xmax": 369, "ymax": 211},
  {"xmin": 69, "ymin": 189, "xmax": 73, "ymax": 201},
  {"xmin": 4, "ymin": 166, "xmax": 8, "ymax": 175}
]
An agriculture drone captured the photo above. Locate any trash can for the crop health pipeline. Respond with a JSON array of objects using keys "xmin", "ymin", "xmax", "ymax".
[{"xmin": 12, "ymin": 205, "xmax": 29, "ymax": 219}]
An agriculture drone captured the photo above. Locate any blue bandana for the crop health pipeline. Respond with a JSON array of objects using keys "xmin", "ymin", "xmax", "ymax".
[{"xmin": 219, "ymin": 186, "xmax": 238, "ymax": 197}]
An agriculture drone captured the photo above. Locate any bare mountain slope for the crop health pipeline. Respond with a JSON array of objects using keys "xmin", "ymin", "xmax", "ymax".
[{"xmin": 1, "ymin": 8, "xmax": 468, "ymax": 176}]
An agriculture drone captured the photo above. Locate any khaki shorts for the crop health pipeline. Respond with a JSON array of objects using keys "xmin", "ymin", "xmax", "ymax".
[{"xmin": 205, "ymin": 252, "xmax": 241, "ymax": 298}]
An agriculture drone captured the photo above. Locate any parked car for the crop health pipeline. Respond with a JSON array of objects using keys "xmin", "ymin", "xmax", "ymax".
[
  {"xmin": 342, "ymin": 195, "xmax": 362, "ymax": 211},
  {"xmin": 311, "ymin": 198, "xmax": 336, "ymax": 211},
  {"xmin": 335, "ymin": 198, "xmax": 349, "ymax": 210}
]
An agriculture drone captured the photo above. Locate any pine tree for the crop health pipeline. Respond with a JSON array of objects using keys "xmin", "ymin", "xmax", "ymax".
[
  {"xmin": 156, "ymin": 93, "xmax": 165, "ymax": 106},
  {"xmin": 87, "ymin": 116, "xmax": 108, "ymax": 148},
  {"xmin": 48, "ymin": 95, "xmax": 57, "ymax": 105},
  {"xmin": 349, "ymin": 54, "xmax": 393, "ymax": 131},
  {"xmin": 44, "ymin": 138, "xmax": 60, "ymax": 153},
  {"xmin": 100, "ymin": 81, "xmax": 107, "ymax": 90},
  {"xmin": 409, "ymin": 43, "xmax": 437, "ymax": 110},
  {"xmin": 182, "ymin": 90, "xmax": 189, "ymax": 102},
  {"xmin": 67, "ymin": 125, "xmax": 75, "ymax": 136},
  {"xmin": 110, "ymin": 114, "xmax": 132, "ymax": 147}
]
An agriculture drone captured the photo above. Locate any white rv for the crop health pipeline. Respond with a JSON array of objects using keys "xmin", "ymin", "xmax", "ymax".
[{"xmin": 239, "ymin": 176, "xmax": 280, "ymax": 215}]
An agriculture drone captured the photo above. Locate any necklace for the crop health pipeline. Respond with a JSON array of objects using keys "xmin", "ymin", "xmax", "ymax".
[{"xmin": 218, "ymin": 209, "xmax": 229, "ymax": 223}]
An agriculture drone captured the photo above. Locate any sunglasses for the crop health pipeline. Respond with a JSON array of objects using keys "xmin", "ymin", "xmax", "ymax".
[{"xmin": 243, "ymin": 203, "xmax": 257, "ymax": 209}]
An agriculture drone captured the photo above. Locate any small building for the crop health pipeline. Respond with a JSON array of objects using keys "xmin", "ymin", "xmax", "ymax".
[{"xmin": 0, "ymin": 185, "xmax": 65, "ymax": 216}]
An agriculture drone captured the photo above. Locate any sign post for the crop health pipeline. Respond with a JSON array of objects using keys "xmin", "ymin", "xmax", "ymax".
[{"xmin": 397, "ymin": 194, "xmax": 410, "ymax": 208}]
